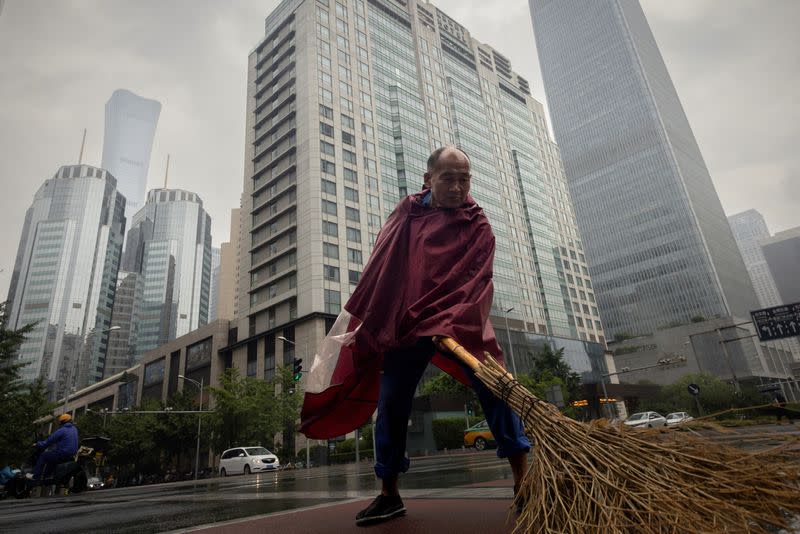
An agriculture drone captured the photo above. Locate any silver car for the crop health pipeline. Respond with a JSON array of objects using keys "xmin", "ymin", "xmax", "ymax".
[
  {"xmin": 665, "ymin": 412, "xmax": 694, "ymax": 426},
  {"xmin": 624, "ymin": 411, "xmax": 667, "ymax": 429}
]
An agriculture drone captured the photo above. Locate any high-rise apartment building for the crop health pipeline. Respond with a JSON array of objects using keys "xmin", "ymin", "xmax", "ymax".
[
  {"xmin": 728, "ymin": 210, "xmax": 783, "ymax": 309},
  {"xmin": 6, "ymin": 165, "xmax": 125, "ymax": 396},
  {"xmin": 123, "ymin": 188, "xmax": 212, "ymax": 362},
  {"xmin": 530, "ymin": 0, "xmax": 759, "ymax": 337},
  {"xmin": 761, "ymin": 227, "xmax": 800, "ymax": 305},
  {"xmin": 101, "ymin": 89, "xmax": 161, "ymax": 222},
  {"xmin": 230, "ymin": 0, "xmax": 606, "ymax": 393},
  {"xmin": 217, "ymin": 208, "xmax": 241, "ymax": 321}
]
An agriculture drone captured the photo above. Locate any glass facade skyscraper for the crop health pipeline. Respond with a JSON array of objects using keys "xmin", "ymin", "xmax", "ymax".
[
  {"xmin": 231, "ymin": 0, "xmax": 606, "ymax": 391},
  {"xmin": 6, "ymin": 165, "xmax": 125, "ymax": 397},
  {"xmin": 728, "ymin": 210, "xmax": 783, "ymax": 309},
  {"xmin": 530, "ymin": 0, "xmax": 759, "ymax": 337},
  {"xmin": 123, "ymin": 188, "xmax": 212, "ymax": 362},
  {"xmin": 101, "ymin": 89, "xmax": 161, "ymax": 222}
]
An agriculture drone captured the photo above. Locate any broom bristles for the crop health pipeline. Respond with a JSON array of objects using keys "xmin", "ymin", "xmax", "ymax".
[{"xmin": 474, "ymin": 354, "xmax": 800, "ymax": 534}]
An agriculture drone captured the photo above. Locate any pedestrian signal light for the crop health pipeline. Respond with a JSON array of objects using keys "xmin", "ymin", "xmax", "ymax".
[{"xmin": 292, "ymin": 358, "xmax": 303, "ymax": 381}]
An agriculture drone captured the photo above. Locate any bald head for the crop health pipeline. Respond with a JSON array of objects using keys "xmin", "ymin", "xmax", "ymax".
[{"xmin": 424, "ymin": 146, "xmax": 472, "ymax": 209}]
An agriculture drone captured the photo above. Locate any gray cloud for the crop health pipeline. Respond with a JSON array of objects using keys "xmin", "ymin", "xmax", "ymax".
[{"xmin": 0, "ymin": 0, "xmax": 798, "ymax": 298}]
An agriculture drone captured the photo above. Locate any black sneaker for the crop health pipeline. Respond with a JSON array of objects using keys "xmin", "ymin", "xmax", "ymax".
[{"xmin": 355, "ymin": 494, "xmax": 406, "ymax": 525}]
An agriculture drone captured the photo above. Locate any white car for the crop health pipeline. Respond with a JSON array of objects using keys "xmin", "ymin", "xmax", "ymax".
[
  {"xmin": 624, "ymin": 411, "xmax": 667, "ymax": 429},
  {"xmin": 665, "ymin": 412, "xmax": 694, "ymax": 426},
  {"xmin": 219, "ymin": 446, "xmax": 280, "ymax": 476},
  {"xmin": 87, "ymin": 476, "xmax": 104, "ymax": 489}
]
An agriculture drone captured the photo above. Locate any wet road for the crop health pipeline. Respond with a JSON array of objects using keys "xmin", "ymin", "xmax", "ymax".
[
  {"xmin": 2, "ymin": 424, "xmax": 797, "ymax": 534},
  {"xmin": 0, "ymin": 452, "xmax": 516, "ymax": 534}
]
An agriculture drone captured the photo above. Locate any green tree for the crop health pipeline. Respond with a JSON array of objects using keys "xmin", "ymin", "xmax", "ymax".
[
  {"xmin": 644, "ymin": 373, "xmax": 764, "ymax": 417},
  {"xmin": 208, "ymin": 367, "xmax": 301, "ymax": 453},
  {"xmin": 0, "ymin": 303, "xmax": 54, "ymax": 465},
  {"xmin": 527, "ymin": 345, "xmax": 582, "ymax": 402},
  {"xmin": 153, "ymin": 390, "xmax": 199, "ymax": 472}
]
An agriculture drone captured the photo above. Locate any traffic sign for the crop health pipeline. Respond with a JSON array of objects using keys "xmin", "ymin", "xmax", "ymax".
[
  {"xmin": 750, "ymin": 302, "xmax": 800, "ymax": 341},
  {"xmin": 687, "ymin": 383, "xmax": 700, "ymax": 396}
]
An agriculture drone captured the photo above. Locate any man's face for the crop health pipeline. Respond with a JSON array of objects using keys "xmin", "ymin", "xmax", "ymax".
[{"xmin": 424, "ymin": 149, "xmax": 471, "ymax": 209}]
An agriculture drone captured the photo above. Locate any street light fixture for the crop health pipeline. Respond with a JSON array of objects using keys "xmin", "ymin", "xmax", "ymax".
[
  {"xmin": 277, "ymin": 336, "xmax": 310, "ymax": 470},
  {"xmin": 502, "ymin": 307, "xmax": 519, "ymax": 376},
  {"xmin": 178, "ymin": 374, "xmax": 204, "ymax": 482}
]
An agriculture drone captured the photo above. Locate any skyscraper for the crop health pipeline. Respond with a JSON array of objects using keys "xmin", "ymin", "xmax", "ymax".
[
  {"xmin": 209, "ymin": 246, "xmax": 221, "ymax": 321},
  {"xmin": 761, "ymin": 227, "xmax": 800, "ymax": 305},
  {"xmin": 728, "ymin": 210, "xmax": 783, "ymax": 309},
  {"xmin": 6, "ymin": 164, "xmax": 125, "ymax": 396},
  {"xmin": 229, "ymin": 0, "xmax": 606, "ymax": 394},
  {"xmin": 123, "ymin": 188, "xmax": 212, "ymax": 362},
  {"xmin": 104, "ymin": 270, "xmax": 140, "ymax": 377},
  {"xmin": 530, "ymin": 0, "xmax": 759, "ymax": 337},
  {"xmin": 101, "ymin": 89, "xmax": 161, "ymax": 222}
]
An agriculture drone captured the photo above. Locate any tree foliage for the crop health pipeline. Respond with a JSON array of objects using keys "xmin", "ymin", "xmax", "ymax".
[
  {"xmin": 641, "ymin": 373, "xmax": 765, "ymax": 417},
  {"xmin": 208, "ymin": 366, "xmax": 301, "ymax": 453},
  {"xmin": 0, "ymin": 303, "xmax": 54, "ymax": 466}
]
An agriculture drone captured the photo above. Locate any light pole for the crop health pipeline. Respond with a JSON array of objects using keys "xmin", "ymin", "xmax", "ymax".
[
  {"xmin": 602, "ymin": 355, "xmax": 687, "ymax": 418},
  {"xmin": 278, "ymin": 336, "xmax": 310, "ymax": 470},
  {"xmin": 63, "ymin": 325, "xmax": 121, "ymax": 410},
  {"xmin": 502, "ymin": 307, "xmax": 519, "ymax": 376},
  {"xmin": 178, "ymin": 375, "xmax": 204, "ymax": 481}
]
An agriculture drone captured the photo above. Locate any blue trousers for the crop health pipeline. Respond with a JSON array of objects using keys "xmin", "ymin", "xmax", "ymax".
[
  {"xmin": 33, "ymin": 450, "xmax": 73, "ymax": 480},
  {"xmin": 374, "ymin": 338, "xmax": 531, "ymax": 479}
]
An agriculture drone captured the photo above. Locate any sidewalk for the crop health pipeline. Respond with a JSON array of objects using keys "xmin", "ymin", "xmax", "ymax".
[{"xmin": 180, "ymin": 479, "xmax": 517, "ymax": 534}]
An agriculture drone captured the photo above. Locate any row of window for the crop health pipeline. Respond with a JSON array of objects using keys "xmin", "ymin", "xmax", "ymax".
[{"xmin": 322, "ymin": 242, "xmax": 363, "ymax": 264}]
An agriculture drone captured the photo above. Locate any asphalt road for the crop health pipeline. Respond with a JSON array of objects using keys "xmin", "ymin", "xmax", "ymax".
[{"xmin": 2, "ymin": 424, "xmax": 798, "ymax": 534}]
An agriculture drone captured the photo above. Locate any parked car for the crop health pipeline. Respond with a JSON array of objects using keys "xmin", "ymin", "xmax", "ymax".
[
  {"xmin": 624, "ymin": 411, "xmax": 667, "ymax": 429},
  {"xmin": 87, "ymin": 476, "xmax": 105, "ymax": 490},
  {"xmin": 665, "ymin": 412, "xmax": 694, "ymax": 426},
  {"xmin": 464, "ymin": 420, "xmax": 495, "ymax": 451},
  {"xmin": 218, "ymin": 447, "xmax": 280, "ymax": 476}
]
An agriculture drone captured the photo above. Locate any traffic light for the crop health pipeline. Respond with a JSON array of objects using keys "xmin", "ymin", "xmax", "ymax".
[{"xmin": 292, "ymin": 358, "xmax": 303, "ymax": 381}]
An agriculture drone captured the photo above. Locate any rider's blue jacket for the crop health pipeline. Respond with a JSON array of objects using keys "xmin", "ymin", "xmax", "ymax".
[{"xmin": 36, "ymin": 422, "xmax": 79, "ymax": 456}]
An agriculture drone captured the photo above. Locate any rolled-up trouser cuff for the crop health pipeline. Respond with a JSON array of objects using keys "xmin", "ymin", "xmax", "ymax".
[{"xmin": 374, "ymin": 457, "xmax": 410, "ymax": 479}]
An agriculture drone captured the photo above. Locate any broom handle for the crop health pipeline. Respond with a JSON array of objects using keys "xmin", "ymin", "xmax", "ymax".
[{"xmin": 433, "ymin": 336, "xmax": 517, "ymax": 381}]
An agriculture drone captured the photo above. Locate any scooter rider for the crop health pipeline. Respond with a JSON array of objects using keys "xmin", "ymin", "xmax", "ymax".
[{"xmin": 30, "ymin": 414, "xmax": 79, "ymax": 481}]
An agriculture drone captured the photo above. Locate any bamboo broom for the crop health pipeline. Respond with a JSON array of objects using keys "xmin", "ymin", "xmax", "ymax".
[{"xmin": 433, "ymin": 336, "xmax": 800, "ymax": 534}]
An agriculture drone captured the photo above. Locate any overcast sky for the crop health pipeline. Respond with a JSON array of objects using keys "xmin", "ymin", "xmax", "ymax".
[{"xmin": 0, "ymin": 0, "xmax": 798, "ymax": 299}]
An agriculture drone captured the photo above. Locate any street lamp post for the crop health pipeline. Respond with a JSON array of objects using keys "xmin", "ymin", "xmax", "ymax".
[
  {"xmin": 502, "ymin": 307, "xmax": 518, "ymax": 376},
  {"xmin": 278, "ymin": 336, "xmax": 310, "ymax": 470},
  {"xmin": 178, "ymin": 375, "xmax": 204, "ymax": 481},
  {"xmin": 602, "ymin": 356, "xmax": 687, "ymax": 418}
]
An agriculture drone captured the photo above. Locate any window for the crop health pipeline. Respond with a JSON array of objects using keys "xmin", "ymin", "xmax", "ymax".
[
  {"xmin": 324, "ymin": 289, "xmax": 341, "ymax": 314},
  {"xmin": 323, "ymin": 242, "xmax": 339, "ymax": 259},
  {"xmin": 362, "ymin": 123, "xmax": 373, "ymax": 137},
  {"xmin": 321, "ymin": 179, "xmax": 337, "ymax": 195},
  {"xmin": 346, "ymin": 227, "xmax": 362, "ymax": 243},
  {"xmin": 320, "ymin": 122, "xmax": 334, "ymax": 137},
  {"xmin": 343, "ymin": 149, "xmax": 356, "ymax": 164},
  {"xmin": 344, "ymin": 167, "xmax": 357, "ymax": 183},
  {"xmin": 321, "ymin": 199, "xmax": 337, "ymax": 215},
  {"xmin": 360, "ymin": 91, "xmax": 372, "ymax": 106},
  {"xmin": 322, "ymin": 220, "xmax": 338, "ymax": 237},
  {"xmin": 363, "ymin": 158, "xmax": 376, "ymax": 172},
  {"xmin": 347, "ymin": 248, "xmax": 363, "ymax": 263},
  {"xmin": 362, "ymin": 140, "xmax": 375, "ymax": 155},
  {"xmin": 319, "ymin": 87, "xmax": 333, "ymax": 103},
  {"xmin": 345, "ymin": 206, "xmax": 360, "ymax": 222},
  {"xmin": 336, "ymin": 35, "xmax": 349, "ymax": 50},
  {"xmin": 348, "ymin": 270, "xmax": 361, "ymax": 285},
  {"xmin": 319, "ymin": 104, "xmax": 334, "ymax": 120},
  {"xmin": 344, "ymin": 187, "xmax": 358, "ymax": 202},
  {"xmin": 336, "ymin": 18, "xmax": 348, "ymax": 35},
  {"xmin": 340, "ymin": 97, "xmax": 353, "ymax": 112},
  {"xmin": 361, "ymin": 107, "xmax": 372, "ymax": 121},
  {"xmin": 321, "ymin": 159, "xmax": 336, "ymax": 175},
  {"xmin": 318, "ymin": 54, "xmax": 331, "ymax": 70},
  {"xmin": 337, "ymin": 49, "xmax": 351, "ymax": 65},
  {"xmin": 323, "ymin": 265, "xmax": 340, "ymax": 281},
  {"xmin": 338, "ymin": 65, "xmax": 351, "ymax": 80},
  {"xmin": 342, "ymin": 131, "xmax": 355, "ymax": 146},
  {"xmin": 368, "ymin": 214, "xmax": 382, "ymax": 228},
  {"xmin": 318, "ymin": 71, "xmax": 332, "ymax": 87},
  {"xmin": 341, "ymin": 114, "xmax": 355, "ymax": 130},
  {"xmin": 320, "ymin": 140, "xmax": 335, "ymax": 156}
]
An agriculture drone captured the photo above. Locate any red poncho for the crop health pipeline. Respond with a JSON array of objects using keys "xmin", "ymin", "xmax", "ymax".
[{"xmin": 299, "ymin": 191, "xmax": 504, "ymax": 439}]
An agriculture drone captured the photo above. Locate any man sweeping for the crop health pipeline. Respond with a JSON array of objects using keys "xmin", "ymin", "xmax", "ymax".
[{"xmin": 300, "ymin": 146, "xmax": 530, "ymax": 526}]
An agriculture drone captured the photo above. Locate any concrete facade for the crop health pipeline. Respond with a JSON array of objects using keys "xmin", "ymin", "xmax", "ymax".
[{"xmin": 762, "ymin": 226, "xmax": 800, "ymax": 306}]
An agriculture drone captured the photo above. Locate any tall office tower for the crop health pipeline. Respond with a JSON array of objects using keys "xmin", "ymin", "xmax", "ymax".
[
  {"xmin": 728, "ymin": 210, "xmax": 783, "ymax": 309},
  {"xmin": 217, "ymin": 208, "xmax": 241, "ymax": 321},
  {"xmin": 530, "ymin": 0, "xmax": 759, "ymax": 338},
  {"xmin": 209, "ymin": 247, "xmax": 222, "ymax": 321},
  {"xmin": 124, "ymin": 188, "xmax": 212, "ymax": 362},
  {"xmin": 761, "ymin": 227, "xmax": 800, "ymax": 305},
  {"xmin": 104, "ymin": 270, "xmax": 141, "ymax": 377},
  {"xmin": 101, "ymin": 89, "xmax": 161, "ymax": 222},
  {"xmin": 234, "ymin": 0, "xmax": 606, "ymax": 388},
  {"xmin": 6, "ymin": 165, "xmax": 125, "ymax": 397}
]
